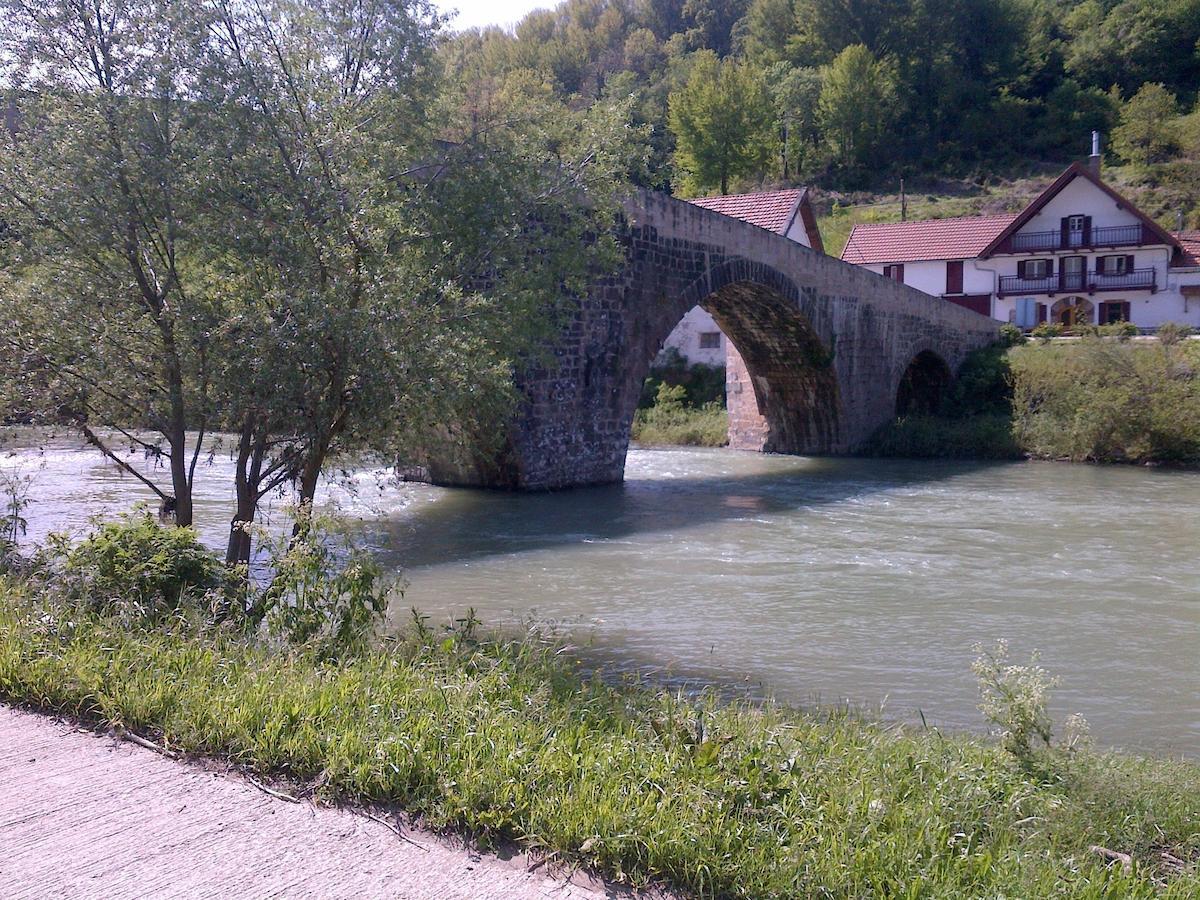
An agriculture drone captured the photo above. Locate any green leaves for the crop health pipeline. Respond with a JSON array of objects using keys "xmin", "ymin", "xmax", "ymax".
[{"xmin": 668, "ymin": 52, "xmax": 775, "ymax": 195}]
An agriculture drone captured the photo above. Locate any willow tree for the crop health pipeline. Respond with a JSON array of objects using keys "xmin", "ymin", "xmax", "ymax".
[
  {"xmin": 200, "ymin": 2, "xmax": 643, "ymax": 564},
  {"xmin": 0, "ymin": 0, "xmax": 227, "ymax": 526},
  {"xmin": 0, "ymin": 0, "xmax": 643, "ymax": 567}
]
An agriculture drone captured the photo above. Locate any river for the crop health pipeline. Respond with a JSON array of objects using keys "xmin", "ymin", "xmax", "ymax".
[{"xmin": 2, "ymin": 429, "xmax": 1197, "ymax": 755}]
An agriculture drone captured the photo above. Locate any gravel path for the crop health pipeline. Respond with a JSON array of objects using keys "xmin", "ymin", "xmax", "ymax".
[{"xmin": 0, "ymin": 705, "xmax": 618, "ymax": 899}]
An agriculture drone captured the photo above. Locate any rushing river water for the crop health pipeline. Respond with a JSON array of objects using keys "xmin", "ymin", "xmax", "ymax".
[{"xmin": 2, "ymin": 429, "xmax": 1197, "ymax": 755}]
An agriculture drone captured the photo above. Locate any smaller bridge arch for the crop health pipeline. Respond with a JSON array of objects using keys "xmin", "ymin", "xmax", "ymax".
[{"xmin": 895, "ymin": 349, "xmax": 953, "ymax": 417}]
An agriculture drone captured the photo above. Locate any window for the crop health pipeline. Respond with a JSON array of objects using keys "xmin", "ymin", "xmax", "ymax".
[
  {"xmin": 946, "ymin": 260, "xmax": 964, "ymax": 294},
  {"xmin": 883, "ymin": 263, "xmax": 905, "ymax": 282},
  {"xmin": 1097, "ymin": 255, "xmax": 1132, "ymax": 276},
  {"xmin": 1100, "ymin": 301, "xmax": 1131, "ymax": 324},
  {"xmin": 698, "ymin": 332, "xmax": 721, "ymax": 349},
  {"xmin": 1018, "ymin": 259, "xmax": 1052, "ymax": 279}
]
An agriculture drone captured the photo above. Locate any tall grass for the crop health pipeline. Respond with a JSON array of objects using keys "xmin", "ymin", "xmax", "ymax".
[{"xmin": 1, "ymin": 583, "xmax": 1197, "ymax": 897}]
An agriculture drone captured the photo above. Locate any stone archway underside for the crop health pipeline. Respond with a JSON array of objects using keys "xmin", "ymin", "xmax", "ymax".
[{"xmin": 424, "ymin": 190, "xmax": 999, "ymax": 490}]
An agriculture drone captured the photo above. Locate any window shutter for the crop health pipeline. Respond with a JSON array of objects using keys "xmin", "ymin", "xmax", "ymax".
[
  {"xmin": 897, "ymin": 264, "xmax": 905, "ymax": 282},
  {"xmin": 1037, "ymin": 303, "xmax": 1047, "ymax": 323},
  {"xmin": 1017, "ymin": 260, "xmax": 1027, "ymax": 278},
  {"xmin": 1125, "ymin": 254, "xmax": 1135, "ymax": 273},
  {"xmin": 1084, "ymin": 216, "xmax": 1093, "ymax": 245},
  {"xmin": 1097, "ymin": 257, "xmax": 1108, "ymax": 276},
  {"xmin": 1060, "ymin": 217, "xmax": 1070, "ymax": 248},
  {"xmin": 1099, "ymin": 302, "xmax": 1110, "ymax": 323},
  {"xmin": 1121, "ymin": 301, "xmax": 1131, "ymax": 321}
]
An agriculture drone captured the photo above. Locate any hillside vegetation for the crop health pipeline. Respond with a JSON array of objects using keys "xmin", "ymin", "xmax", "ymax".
[{"xmin": 444, "ymin": 0, "xmax": 1200, "ymax": 228}]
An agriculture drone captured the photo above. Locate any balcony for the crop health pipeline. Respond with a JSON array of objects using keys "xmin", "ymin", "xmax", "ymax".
[
  {"xmin": 1003, "ymin": 224, "xmax": 1148, "ymax": 253},
  {"xmin": 998, "ymin": 268, "xmax": 1156, "ymax": 296}
]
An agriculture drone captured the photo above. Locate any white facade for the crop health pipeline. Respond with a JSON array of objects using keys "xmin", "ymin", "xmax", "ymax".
[
  {"xmin": 849, "ymin": 165, "xmax": 1200, "ymax": 330},
  {"xmin": 659, "ymin": 305, "xmax": 728, "ymax": 366}
]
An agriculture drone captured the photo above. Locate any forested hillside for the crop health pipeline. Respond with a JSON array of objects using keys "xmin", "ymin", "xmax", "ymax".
[{"xmin": 443, "ymin": 0, "xmax": 1200, "ymax": 226}]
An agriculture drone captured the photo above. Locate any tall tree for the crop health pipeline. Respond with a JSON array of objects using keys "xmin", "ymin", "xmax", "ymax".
[
  {"xmin": 817, "ymin": 44, "xmax": 896, "ymax": 176},
  {"xmin": 0, "ymin": 0, "xmax": 226, "ymax": 526},
  {"xmin": 668, "ymin": 51, "xmax": 774, "ymax": 194},
  {"xmin": 1113, "ymin": 83, "xmax": 1182, "ymax": 166}
]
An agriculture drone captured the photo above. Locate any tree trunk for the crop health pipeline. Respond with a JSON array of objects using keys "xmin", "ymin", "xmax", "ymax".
[{"xmin": 225, "ymin": 421, "xmax": 266, "ymax": 566}]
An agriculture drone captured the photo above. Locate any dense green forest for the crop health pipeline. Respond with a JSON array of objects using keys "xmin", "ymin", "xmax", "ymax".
[{"xmin": 443, "ymin": 0, "xmax": 1200, "ymax": 220}]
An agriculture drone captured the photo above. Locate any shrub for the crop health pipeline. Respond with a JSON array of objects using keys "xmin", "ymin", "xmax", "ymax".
[
  {"xmin": 52, "ymin": 512, "xmax": 228, "ymax": 618},
  {"xmin": 1098, "ymin": 320, "xmax": 1139, "ymax": 340},
  {"xmin": 0, "ymin": 467, "xmax": 32, "ymax": 571},
  {"xmin": 1010, "ymin": 338, "xmax": 1200, "ymax": 463},
  {"xmin": 864, "ymin": 414, "xmax": 1022, "ymax": 459},
  {"xmin": 1030, "ymin": 321, "xmax": 1063, "ymax": 341},
  {"xmin": 252, "ymin": 509, "xmax": 393, "ymax": 657},
  {"xmin": 998, "ymin": 322, "xmax": 1026, "ymax": 346},
  {"xmin": 1158, "ymin": 321, "xmax": 1194, "ymax": 347},
  {"xmin": 971, "ymin": 640, "xmax": 1057, "ymax": 764},
  {"xmin": 942, "ymin": 343, "xmax": 1014, "ymax": 417},
  {"xmin": 638, "ymin": 349, "xmax": 726, "ymax": 409},
  {"xmin": 632, "ymin": 381, "xmax": 728, "ymax": 447}
]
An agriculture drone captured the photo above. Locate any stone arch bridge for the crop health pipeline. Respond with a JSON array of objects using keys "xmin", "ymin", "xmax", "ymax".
[{"xmin": 431, "ymin": 190, "xmax": 999, "ymax": 489}]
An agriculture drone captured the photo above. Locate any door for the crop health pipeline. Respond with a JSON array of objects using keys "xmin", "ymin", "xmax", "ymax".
[{"xmin": 1061, "ymin": 255, "xmax": 1085, "ymax": 291}]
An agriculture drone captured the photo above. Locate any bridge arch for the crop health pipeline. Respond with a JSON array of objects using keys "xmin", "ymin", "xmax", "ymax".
[
  {"xmin": 672, "ymin": 262, "xmax": 840, "ymax": 454},
  {"xmin": 421, "ymin": 189, "xmax": 998, "ymax": 489}
]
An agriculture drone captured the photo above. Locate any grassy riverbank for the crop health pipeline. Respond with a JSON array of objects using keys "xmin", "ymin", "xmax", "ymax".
[
  {"xmin": 869, "ymin": 332, "xmax": 1200, "ymax": 464},
  {"xmin": 2, "ymin": 569, "xmax": 1198, "ymax": 896}
]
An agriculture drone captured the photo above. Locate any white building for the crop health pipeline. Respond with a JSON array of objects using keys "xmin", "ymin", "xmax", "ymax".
[
  {"xmin": 658, "ymin": 188, "xmax": 824, "ymax": 366},
  {"xmin": 841, "ymin": 159, "xmax": 1200, "ymax": 330}
]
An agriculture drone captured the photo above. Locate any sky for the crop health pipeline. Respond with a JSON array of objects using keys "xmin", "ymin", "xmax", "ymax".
[{"xmin": 434, "ymin": 0, "xmax": 555, "ymax": 31}]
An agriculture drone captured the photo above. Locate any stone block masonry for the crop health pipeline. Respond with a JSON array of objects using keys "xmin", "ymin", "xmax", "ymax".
[{"xmin": 427, "ymin": 189, "xmax": 998, "ymax": 489}]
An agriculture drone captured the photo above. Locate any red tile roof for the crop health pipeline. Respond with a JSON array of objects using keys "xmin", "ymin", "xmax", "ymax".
[
  {"xmin": 840, "ymin": 214, "xmax": 1018, "ymax": 265},
  {"xmin": 688, "ymin": 188, "xmax": 805, "ymax": 234},
  {"xmin": 1173, "ymin": 231, "xmax": 1200, "ymax": 266}
]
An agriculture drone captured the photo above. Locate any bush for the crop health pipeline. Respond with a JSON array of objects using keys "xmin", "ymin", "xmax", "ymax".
[
  {"xmin": 1010, "ymin": 338, "xmax": 1200, "ymax": 463},
  {"xmin": 632, "ymin": 381, "xmax": 728, "ymax": 446},
  {"xmin": 971, "ymin": 640, "xmax": 1057, "ymax": 764},
  {"xmin": 998, "ymin": 322, "xmax": 1026, "ymax": 346},
  {"xmin": 51, "ymin": 512, "xmax": 228, "ymax": 618},
  {"xmin": 638, "ymin": 348, "xmax": 726, "ymax": 409},
  {"xmin": 252, "ymin": 510, "xmax": 393, "ymax": 657},
  {"xmin": 1030, "ymin": 321, "xmax": 1063, "ymax": 341},
  {"xmin": 1099, "ymin": 320, "xmax": 1139, "ymax": 340},
  {"xmin": 1158, "ymin": 321, "xmax": 1195, "ymax": 347},
  {"xmin": 864, "ymin": 414, "xmax": 1022, "ymax": 459}
]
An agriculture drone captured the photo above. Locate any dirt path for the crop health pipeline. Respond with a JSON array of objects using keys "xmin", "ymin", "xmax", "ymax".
[{"xmin": 0, "ymin": 705, "xmax": 618, "ymax": 899}]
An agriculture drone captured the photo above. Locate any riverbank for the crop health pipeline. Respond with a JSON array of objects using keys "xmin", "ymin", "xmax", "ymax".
[
  {"xmin": 868, "ymin": 333, "xmax": 1200, "ymax": 464},
  {"xmin": 1, "ymin": 576, "xmax": 1197, "ymax": 897}
]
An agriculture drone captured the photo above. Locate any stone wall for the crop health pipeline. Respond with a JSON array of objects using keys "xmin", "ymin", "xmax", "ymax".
[{"xmin": 429, "ymin": 189, "xmax": 998, "ymax": 489}]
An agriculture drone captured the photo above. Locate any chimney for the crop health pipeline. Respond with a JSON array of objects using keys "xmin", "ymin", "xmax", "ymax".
[{"xmin": 1088, "ymin": 131, "xmax": 1102, "ymax": 176}]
